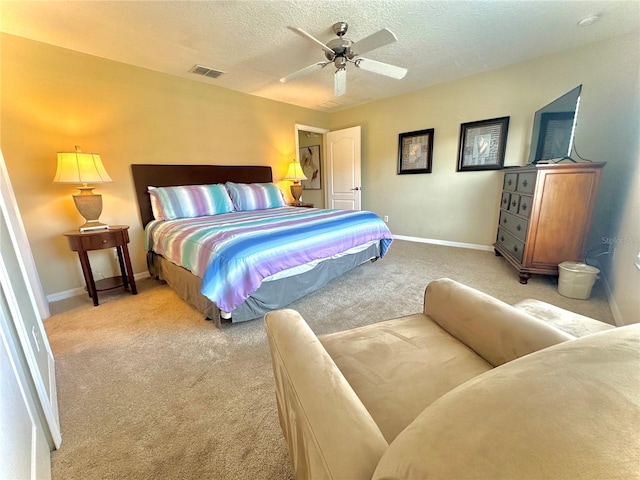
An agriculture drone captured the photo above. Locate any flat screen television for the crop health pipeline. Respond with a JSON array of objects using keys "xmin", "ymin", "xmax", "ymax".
[{"xmin": 527, "ymin": 85, "xmax": 582, "ymax": 164}]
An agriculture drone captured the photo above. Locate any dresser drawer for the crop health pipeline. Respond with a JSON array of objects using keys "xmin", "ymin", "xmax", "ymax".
[
  {"xmin": 500, "ymin": 192, "xmax": 511, "ymax": 210},
  {"xmin": 517, "ymin": 172, "xmax": 536, "ymax": 194},
  {"xmin": 499, "ymin": 210, "xmax": 528, "ymax": 241},
  {"xmin": 504, "ymin": 173, "xmax": 517, "ymax": 192},
  {"xmin": 518, "ymin": 195, "xmax": 533, "ymax": 218},
  {"xmin": 508, "ymin": 193, "xmax": 520, "ymax": 213},
  {"xmin": 497, "ymin": 228, "xmax": 524, "ymax": 263}
]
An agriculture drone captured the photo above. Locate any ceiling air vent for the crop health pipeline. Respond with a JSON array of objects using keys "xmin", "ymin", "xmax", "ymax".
[{"xmin": 189, "ymin": 64, "xmax": 226, "ymax": 79}]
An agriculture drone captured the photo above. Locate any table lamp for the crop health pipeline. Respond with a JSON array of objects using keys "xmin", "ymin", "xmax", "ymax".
[
  {"xmin": 283, "ymin": 160, "xmax": 308, "ymax": 205},
  {"xmin": 54, "ymin": 146, "xmax": 113, "ymax": 232}
]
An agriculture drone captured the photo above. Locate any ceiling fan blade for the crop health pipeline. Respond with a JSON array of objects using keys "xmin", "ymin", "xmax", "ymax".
[
  {"xmin": 335, "ymin": 68, "xmax": 347, "ymax": 96},
  {"xmin": 351, "ymin": 28, "xmax": 398, "ymax": 55},
  {"xmin": 355, "ymin": 58, "xmax": 407, "ymax": 80},
  {"xmin": 280, "ymin": 62, "xmax": 329, "ymax": 83},
  {"xmin": 288, "ymin": 27, "xmax": 335, "ymax": 57}
]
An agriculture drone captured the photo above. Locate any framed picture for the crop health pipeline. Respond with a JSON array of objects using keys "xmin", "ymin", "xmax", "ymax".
[
  {"xmin": 398, "ymin": 128, "xmax": 434, "ymax": 174},
  {"xmin": 300, "ymin": 145, "xmax": 321, "ymax": 189},
  {"xmin": 457, "ymin": 117, "xmax": 509, "ymax": 171}
]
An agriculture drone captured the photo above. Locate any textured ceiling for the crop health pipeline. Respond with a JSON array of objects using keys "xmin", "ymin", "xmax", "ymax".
[{"xmin": 1, "ymin": 1, "xmax": 639, "ymax": 112}]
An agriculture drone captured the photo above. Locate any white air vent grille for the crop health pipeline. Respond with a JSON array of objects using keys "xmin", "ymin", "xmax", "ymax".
[
  {"xmin": 317, "ymin": 101, "xmax": 342, "ymax": 109},
  {"xmin": 189, "ymin": 64, "xmax": 226, "ymax": 79}
]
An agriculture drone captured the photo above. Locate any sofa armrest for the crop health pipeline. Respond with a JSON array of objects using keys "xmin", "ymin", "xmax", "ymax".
[
  {"xmin": 423, "ymin": 278, "xmax": 575, "ymax": 367},
  {"xmin": 264, "ymin": 309, "xmax": 388, "ymax": 480}
]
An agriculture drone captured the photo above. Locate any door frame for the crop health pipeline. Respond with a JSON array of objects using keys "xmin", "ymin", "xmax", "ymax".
[{"xmin": 295, "ymin": 123, "xmax": 330, "ymax": 190}]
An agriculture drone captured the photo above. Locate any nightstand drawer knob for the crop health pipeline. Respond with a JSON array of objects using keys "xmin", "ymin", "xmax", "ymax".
[{"xmin": 102, "ymin": 239, "xmax": 107, "ymax": 244}]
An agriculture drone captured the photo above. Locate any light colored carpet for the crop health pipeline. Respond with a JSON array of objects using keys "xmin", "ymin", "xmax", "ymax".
[{"xmin": 45, "ymin": 240, "xmax": 614, "ymax": 479}]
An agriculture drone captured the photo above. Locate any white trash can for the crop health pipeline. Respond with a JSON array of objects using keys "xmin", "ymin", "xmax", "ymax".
[{"xmin": 558, "ymin": 261, "xmax": 600, "ymax": 300}]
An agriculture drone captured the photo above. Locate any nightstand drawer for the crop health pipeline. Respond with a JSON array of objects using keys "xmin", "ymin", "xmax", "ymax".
[
  {"xmin": 80, "ymin": 231, "xmax": 125, "ymax": 251},
  {"xmin": 499, "ymin": 211, "xmax": 528, "ymax": 241},
  {"xmin": 497, "ymin": 228, "xmax": 524, "ymax": 263}
]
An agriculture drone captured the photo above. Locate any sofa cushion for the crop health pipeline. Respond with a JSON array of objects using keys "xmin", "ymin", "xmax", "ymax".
[
  {"xmin": 320, "ymin": 313, "xmax": 493, "ymax": 443},
  {"xmin": 513, "ymin": 298, "xmax": 615, "ymax": 337},
  {"xmin": 373, "ymin": 325, "xmax": 640, "ymax": 480}
]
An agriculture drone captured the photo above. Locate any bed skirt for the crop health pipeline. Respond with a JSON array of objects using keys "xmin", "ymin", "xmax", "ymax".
[{"xmin": 147, "ymin": 242, "xmax": 381, "ymax": 327}]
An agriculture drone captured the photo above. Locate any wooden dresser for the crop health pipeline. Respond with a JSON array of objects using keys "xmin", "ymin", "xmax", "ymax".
[{"xmin": 494, "ymin": 162, "xmax": 605, "ymax": 283}]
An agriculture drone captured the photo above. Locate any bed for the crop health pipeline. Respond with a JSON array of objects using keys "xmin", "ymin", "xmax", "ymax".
[{"xmin": 131, "ymin": 164, "xmax": 393, "ymax": 326}]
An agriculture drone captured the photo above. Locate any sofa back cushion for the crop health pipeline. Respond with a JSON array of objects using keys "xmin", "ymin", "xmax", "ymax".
[
  {"xmin": 423, "ymin": 278, "xmax": 574, "ymax": 367},
  {"xmin": 373, "ymin": 325, "xmax": 640, "ymax": 480}
]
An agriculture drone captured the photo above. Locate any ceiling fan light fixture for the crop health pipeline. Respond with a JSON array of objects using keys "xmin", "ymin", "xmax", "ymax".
[{"xmin": 282, "ymin": 22, "xmax": 407, "ymax": 97}]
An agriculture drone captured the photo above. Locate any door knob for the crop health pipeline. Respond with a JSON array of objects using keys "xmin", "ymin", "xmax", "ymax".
[{"xmin": 350, "ymin": 187, "xmax": 361, "ymax": 191}]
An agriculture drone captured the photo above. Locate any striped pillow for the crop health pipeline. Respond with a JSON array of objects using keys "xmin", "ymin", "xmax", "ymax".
[
  {"xmin": 225, "ymin": 182, "xmax": 286, "ymax": 211},
  {"xmin": 148, "ymin": 184, "xmax": 234, "ymax": 220}
]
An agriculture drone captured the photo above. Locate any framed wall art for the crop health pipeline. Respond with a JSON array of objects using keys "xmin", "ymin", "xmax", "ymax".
[
  {"xmin": 457, "ymin": 116, "xmax": 509, "ymax": 171},
  {"xmin": 299, "ymin": 145, "xmax": 321, "ymax": 189},
  {"xmin": 398, "ymin": 128, "xmax": 434, "ymax": 174}
]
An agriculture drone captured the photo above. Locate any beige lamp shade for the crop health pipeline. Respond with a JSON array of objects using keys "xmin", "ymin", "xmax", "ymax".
[
  {"xmin": 54, "ymin": 148, "xmax": 113, "ymax": 231},
  {"xmin": 283, "ymin": 160, "xmax": 308, "ymax": 204},
  {"xmin": 54, "ymin": 151, "xmax": 112, "ymax": 184}
]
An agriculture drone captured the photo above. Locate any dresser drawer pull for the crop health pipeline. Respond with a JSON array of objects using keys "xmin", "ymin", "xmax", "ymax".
[
  {"xmin": 500, "ymin": 236, "xmax": 505, "ymax": 242},
  {"xmin": 502, "ymin": 218, "xmax": 507, "ymax": 224},
  {"xmin": 507, "ymin": 179, "xmax": 513, "ymax": 186},
  {"xmin": 511, "ymin": 201, "xmax": 517, "ymax": 207},
  {"xmin": 521, "ymin": 204, "xmax": 527, "ymax": 211},
  {"xmin": 502, "ymin": 198, "xmax": 507, "ymax": 205},
  {"xmin": 513, "ymin": 245, "xmax": 519, "ymax": 252},
  {"xmin": 516, "ymin": 225, "xmax": 521, "ymax": 231},
  {"xmin": 522, "ymin": 180, "xmax": 528, "ymax": 187}
]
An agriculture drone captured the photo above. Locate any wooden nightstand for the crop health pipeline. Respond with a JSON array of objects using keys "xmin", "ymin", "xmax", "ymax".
[
  {"xmin": 288, "ymin": 202, "xmax": 314, "ymax": 208},
  {"xmin": 64, "ymin": 226, "xmax": 137, "ymax": 306}
]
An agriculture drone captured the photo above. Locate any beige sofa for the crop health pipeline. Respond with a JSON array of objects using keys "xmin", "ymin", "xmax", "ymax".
[{"xmin": 264, "ymin": 278, "xmax": 639, "ymax": 480}]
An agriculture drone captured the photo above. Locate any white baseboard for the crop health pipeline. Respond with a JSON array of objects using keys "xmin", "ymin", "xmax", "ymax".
[
  {"xmin": 393, "ymin": 234, "xmax": 494, "ymax": 252},
  {"xmin": 46, "ymin": 272, "xmax": 151, "ymax": 303},
  {"xmin": 599, "ymin": 272, "xmax": 625, "ymax": 327}
]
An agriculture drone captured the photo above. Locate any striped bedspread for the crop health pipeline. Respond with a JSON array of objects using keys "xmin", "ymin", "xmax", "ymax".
[{"xmin": 145, "ymin": 207, "xmax": 393, "ymax": 312}]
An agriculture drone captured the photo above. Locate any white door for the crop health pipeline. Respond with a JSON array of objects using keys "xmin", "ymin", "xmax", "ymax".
[
  {"xmin": 0, "ymin": 149, "xmax": 59, "ymax": 478},
  {"xmin": 0, "ymin": 303, "xmax": 52, "ymax": 480},
  {"xmin": 325, "ymin": 126, "xmax": 361, "ymax": 210}
]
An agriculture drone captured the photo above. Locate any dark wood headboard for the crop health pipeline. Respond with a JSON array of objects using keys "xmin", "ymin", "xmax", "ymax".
[{"xmin": 131, "ymin": 164, "xmax": 273, "ymax": 227}]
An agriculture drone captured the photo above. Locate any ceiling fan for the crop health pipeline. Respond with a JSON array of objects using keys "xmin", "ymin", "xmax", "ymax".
[{"xmin": 280, "ymin": 22, "xmax": 408, "ymax": 97}]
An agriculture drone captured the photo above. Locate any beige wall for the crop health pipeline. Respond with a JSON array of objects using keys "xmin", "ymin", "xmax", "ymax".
[
  {"xmin": 0, "ymin": 34, "xmax": 329, "ymax": 297},
  {"xmin": 1, "ymin": 32, "xmax": 638, "ymax": 324},
  {"xmin": 330, "ymin": 32, "xmax": 639, "ymax": 324}
]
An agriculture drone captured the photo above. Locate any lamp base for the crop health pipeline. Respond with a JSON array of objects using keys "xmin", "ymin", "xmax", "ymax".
[
  {"xmin": 73, "ymin": 191, "xmax": 108, "ymax": 232},
  {"xmin": 290, "ymin": 183, "xmax": 303, "ymax": 205}
]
